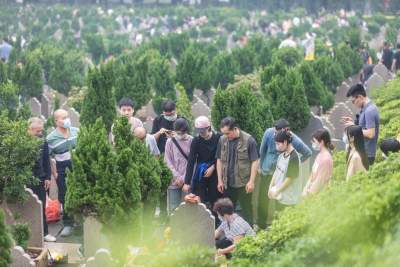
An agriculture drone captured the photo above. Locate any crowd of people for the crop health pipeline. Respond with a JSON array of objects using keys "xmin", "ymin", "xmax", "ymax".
[{"xmin": 26, "ymin": 80, "xmax": 400, "ymax": 258}]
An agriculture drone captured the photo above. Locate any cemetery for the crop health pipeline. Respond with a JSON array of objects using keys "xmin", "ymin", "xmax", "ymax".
[{"xmin": 1, "ymin": 0, "xmax": 400, "ymax": 266}]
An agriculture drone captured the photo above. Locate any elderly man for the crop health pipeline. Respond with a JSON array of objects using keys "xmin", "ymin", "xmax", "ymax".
[
  {"xmin": 133, "ymin": 127, "xmax": 160, "ymax": 156},
  {"xmin": 47, "ymin": 109, "xmax": 79, "ymax": 237},
  {"xmin": 28, "ymin": 117, "xmax": 56, "ymax": 242}
]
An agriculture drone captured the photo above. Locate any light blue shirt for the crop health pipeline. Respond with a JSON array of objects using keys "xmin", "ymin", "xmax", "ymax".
[{"xmin": 259, "ymin": 128, "xmax": 312, "ymax": 175}]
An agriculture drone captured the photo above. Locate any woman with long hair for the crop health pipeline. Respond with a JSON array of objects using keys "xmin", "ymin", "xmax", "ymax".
[
  {"xmin": 345, "ymin": 125, "xmax": 369, "ymax": 180},
  {"xmin": 303, "ymin": 128, "xmax": 334, "ymax": 196}
]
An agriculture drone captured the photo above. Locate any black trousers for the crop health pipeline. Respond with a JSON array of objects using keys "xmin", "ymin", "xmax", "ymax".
[
  {"xmin": 257, "ymin": 174, "xmax": 272, "ymax": 229},
  {"xmin": 56, "ymin": 160, "xmax": 73, "ymax": 226},
  {"xmin": 368, "ymin": 157, "xmax": 375, "ymax": 166},
  {"xmin": 29, "ymin": 180, "xmax": 48, "ymax": 236},
  {"xmin": 216, "ymin": 238, "xmax": 233, "ymax": 259},
  {"xmin": 224, "ymin": 186, "xmax": 253, "ymax": 225},
  {"xmin": 196, "ymin": 174, "xmax": 221, "ymax": 209}
]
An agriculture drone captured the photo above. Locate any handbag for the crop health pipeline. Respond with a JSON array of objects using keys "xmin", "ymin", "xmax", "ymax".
[{"xmin": 45, "ymin": 194, "xmax": 61, "ymax": 223}]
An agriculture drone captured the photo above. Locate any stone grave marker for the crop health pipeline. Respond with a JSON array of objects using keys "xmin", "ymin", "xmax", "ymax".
[
  {"xmin": 29, "ymin": 97, "xmax": 42, "ymax": 117},
  {"xmin": 373, "ymin": 63, "xmax": 391, "ymax": 82},
  {"xmin": 327, "ymin": 103, "xmax": 354, "ymax": 139},
  {"xmin": 84, "ymin": 216, "xmax": 110, "ymax": 258},
  {"xmin": 365, "ymin": 73, "xmax": 385, "ymax": 95},
  {"xmin": 297, "ymin": 114, "xmax": 325, "ymax": 148},
  {"xmin": 335, "ymin": 82, "xmax": 350, "ymax": 103},
  {"xmin": 344, "ymin": 100, "xmax": 359, "ymax": 117},
  {"xmin": 332, "ymin": 138, "xmax": 346, "ymax": 151},
  {"xmin": 68, "ymin": 108, "xmax": 80, "ymax": 127},
  {"xmin": 143, "ymin": 119, "xmax": 154, "ymax": 133},
  {"xmin": 192, "ymin": 98, "xmax": 211, "ymax": 119},
  {"xmin": 83, "ymin": 248, "xmax": 116, "ymax": 267},
  {"xmin": 2, "ymin": 188, "xmax": 43, "ymax": 248},
  {"xmin": 320, "ymin": 117, "xmax": 335, "ymax": 136},
  {"xmin": 10, "ymin": 246, "xmax": 35, "ymax": 267},
  {"xmin": 170, "ymin": 202, "xmax": 215, "ymax": 248},
  {"xmin": 40, "ymin": 94, "xmax": 51, "ymax": 119}
]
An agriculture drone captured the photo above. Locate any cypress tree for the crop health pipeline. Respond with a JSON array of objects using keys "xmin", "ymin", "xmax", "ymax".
[
  {"xmin": 176, "ymin": 83, "xmax": 194, "ymax": 126},
  {"xmin": 231, "ymin": 45, "xmax": 256, "ymax": 75},
  {"xmin": 115, "ymin": 54, "xmax": 151, "ymax": 110},
  {"xmin": 210, "ymin": 52, "xmax": 239, "ymax": 90},
  {"xmin": 0, "ymin": 60, "xmax": 7, "ymax": 85},
  {"xmin": 0, "ymin": 210, "xmax": 12, "ymax": 267},
  {"xmin": 176, "ymin": 45, "xmax": 211, "ymax": 99},
  {"xmin": 0, "ymin": 82, "xmax": 19, "ymax": 120},
  {"xmin": 19, "ymin": 54, "xmax": 43, "ymax": 99},
  {"xmin": 80, "ymin": 62, "xmax": 116, "ymax": 131}
]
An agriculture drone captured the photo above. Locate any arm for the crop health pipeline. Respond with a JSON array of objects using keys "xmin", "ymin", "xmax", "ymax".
[
  {"xmin": 292, "ymin": 134, "xmax": 312, "ymax": 162},
  {"xmin": 363, "ymin": 108, "xmax": 377, "ymax": 139},
  {"xmin": 151, "ymin": 118, "xmax": 163, "ymax": 141},
  {"xmin": 164, "ymin": 140, "xmax": 180, "ymax": 184},
  {"xmin": 217, "ymin": 158, "xmax": 224, "ymax": 193},
  {"xmin": 259, "ymin": 129, "xmax": 270, "ymax": 166},
  {"xmin": 363, "ymin": 128, "xmax": 376, "ymax": 139},
  {"xmin": 215, "ymin": 228, "xmax": 223, "ymax": 239}
]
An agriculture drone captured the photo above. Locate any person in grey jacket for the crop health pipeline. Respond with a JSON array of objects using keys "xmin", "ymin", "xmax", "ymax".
[{"xmin": 257, "ymin": 119, "xmax": 312, "ymax": 228}]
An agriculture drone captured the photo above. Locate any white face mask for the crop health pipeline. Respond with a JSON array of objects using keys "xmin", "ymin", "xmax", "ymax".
[
  {"xmin": 342, "ymin": 133, "xmax": 349, "ymax": 145},
  {"xmin": 176, "ymin": 133, "xmax": 188, "ymax": 140},
  {"xmin": 312, "ymin": 142, "xmax": 321, "ymax": 151},
  {"xmin": 62, "ymin": 118, "xmax": 71, "ymax": 129}
]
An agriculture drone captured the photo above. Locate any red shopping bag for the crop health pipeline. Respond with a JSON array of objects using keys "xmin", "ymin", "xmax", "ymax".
[{"xmin": 45, "ymin": 195, "xmax": 61, "ymax": 223}]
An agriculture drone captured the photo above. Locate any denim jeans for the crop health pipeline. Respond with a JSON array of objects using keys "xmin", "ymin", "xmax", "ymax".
[{"xmin": 167, "ymin": 188, "xmax": 185, "ymax": 215}]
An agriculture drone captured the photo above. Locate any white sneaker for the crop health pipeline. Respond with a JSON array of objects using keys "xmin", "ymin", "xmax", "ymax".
[
  {"xmin": 60, "ymin": 226, "xmax": 73, "ymax": 237},
  {"xmin": 44, "ymin": 234, "xmax": 57, "ymax": 242}
]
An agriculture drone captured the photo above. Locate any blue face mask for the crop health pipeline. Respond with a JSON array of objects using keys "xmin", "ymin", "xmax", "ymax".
[
  {"xmin": 63, "ymin": 118, "xmax": 71, "ymax": 129},
  {"xmin": 164, "ymin": 114, "xmax": 177, "ymax": 122}
]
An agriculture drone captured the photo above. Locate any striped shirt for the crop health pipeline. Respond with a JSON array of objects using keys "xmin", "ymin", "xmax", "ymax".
[
  {"xmin": 217, "ymin": 214, "xmax": 255, "ymax": 241},
  {"xmin": 46, "ymin": 127, "xmax": 79, "ymax": 162}
]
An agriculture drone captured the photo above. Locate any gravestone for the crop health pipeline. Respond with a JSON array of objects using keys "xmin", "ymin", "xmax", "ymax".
[
  {"xmin": 320, "ymin": 117, "xmax": 335, "ymax": 138},
  {"xmin": 297, "ymin": 114, "xmax": 325, "ymax": 148},
  {"xmin": 84, "ymin": 216, "xmax": 110, "ymax": 257},
  {"xmin": 83, "ymin": 249, "xmax": 116, "ymax": 267},
  {"xmin": 373, "ymin": 63, "xmax": 390, "ymax": 82},
  {"xmin": 327, "ymin": 103, "xmax": 354, "ymax": 139},
  {"xmin": 40, "ymin": 94, "xmax": 51, "ymax": 119},
  {"xmin": 365, "ymin": 73, "xmax": 385, "ymax": 95},
  {"xmin": 192, "ymin": 99, "xmax": 211, "ymax": 119},
  {"xmin": 332, "ymin": 138, "xmax": 346, "ymax": 151},
  {"xmin": 29, "ymin": 97, "xmax": 42, "ymax": 117},
  {"xmin": 170, "ymin": 202, "xmax": 215, "ymax": 248},
  {"xmin": 10, "ymin": 246, "xmax": 35, "ymax": 267},
  {"xmin": 68, "ymin": 108, "xmax": 80, "ymax": 127},
  {"xmin": 2, "ymin": 188, "xmax": 43, "ymax": 248},
  {"xmin": 143, "ymin": 119, "xmax": 154, "ymax": 133},
  {"xmin": 335, "ymin": 82, "xmax": 350, "ymax": 103}
]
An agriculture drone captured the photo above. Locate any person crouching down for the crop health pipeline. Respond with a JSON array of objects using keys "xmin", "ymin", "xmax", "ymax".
[{"xmin": 214, "ymin": 198, "xmax": 255, "ymax": 258}]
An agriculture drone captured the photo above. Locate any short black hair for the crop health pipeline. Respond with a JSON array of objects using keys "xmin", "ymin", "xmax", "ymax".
[
  {"xmin": 213, "ymin": 198, "xmax": 234, "ymax": 216},
  {"xmin": 346, "ymin": 84, "xmax": 367, "ymax": 98},
  {"xmin": 220, "ymin": 117, "xmax": 238, "ymax": 130},
  {"xmin": 173, "ymin": 118, "xmax": 190, "ymax": 133},
  {"xmin": 118, "ymin": 97, "xmax": 135, "ymax": 108},
  {"xmin": 380, "ymin": 139, "xmax": 400, "ymax": 156},
  {"xmin": 275, "ymin": 130, "xmax": 292, "ymax": 144},
  {"xmin": 162, "ymin": 100, "xmax": 176, "ymax": 112}
]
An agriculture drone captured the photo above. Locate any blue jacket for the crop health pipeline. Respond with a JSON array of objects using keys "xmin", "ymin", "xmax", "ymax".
[{"xmin": 259, "ymin": 128, "xmax": 312, "ymax": 175}]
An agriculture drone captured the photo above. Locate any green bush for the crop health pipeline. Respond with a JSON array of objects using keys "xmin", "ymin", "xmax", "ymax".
[
  {"xmin": 210, "ymin": 51, "xmax": 239, "ymax": 90},
  {"xmin": 232, "ymin": 76, "xmax": 400, "ymax": 267},
  {"xmin": 0, "ymin": 114, "xmax": 40, "ymax": 203},
  {"xmin": 312, "ymin": 56, "xmax": 344, "ymax": 93},
  {"xmin": 263, "ymin": 68, "xmax": 310, "ymax": 132},
  {"xmin": 272, "ymin": 47, "xmax": 303, "ymax": 67},
  {"xmin": 11, "ymin": 223, "xmax": 30, "ymax": 250},
  {"xmin": 212, "ymin": 81, "xmax": 274, "ymax": 143},
  {"xmin": 0, "ymin": 210, "xmax": 12, "ymax": 267}
]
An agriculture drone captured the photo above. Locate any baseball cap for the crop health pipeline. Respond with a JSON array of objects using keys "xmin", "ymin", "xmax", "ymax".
[
  {"xmin": 274, "ymin": 119, "xmax": 290, "ymax": 130},
  {"xmin": 195, "ymin": 116, "xmax": 211, "ymax": 134}
]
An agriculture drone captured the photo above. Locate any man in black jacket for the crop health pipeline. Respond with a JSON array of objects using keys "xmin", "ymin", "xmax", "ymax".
[{"xmin": 28, "ymin": 117, "xmax": 56, "ymax": 242}]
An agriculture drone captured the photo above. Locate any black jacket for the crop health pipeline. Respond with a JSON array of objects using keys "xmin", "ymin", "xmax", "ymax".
[{"xmin": 32, "ymin": 141, "xmax": 51, "ymax": 182}]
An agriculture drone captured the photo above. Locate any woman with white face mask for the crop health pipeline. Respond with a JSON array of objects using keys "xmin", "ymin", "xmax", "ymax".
[
  {"xmin": 164, "ymin": 118, "xmax": 193, "ymax": 215},
  {"xmin": 303, "ymin": 129, "xmax": 334, "ymax": 197}
]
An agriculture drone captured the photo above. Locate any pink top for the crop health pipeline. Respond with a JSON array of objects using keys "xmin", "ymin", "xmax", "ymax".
[{"xmin": 303, "ymin": 150, "xmax": 333, "ymax": 196}]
